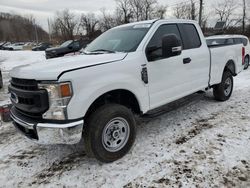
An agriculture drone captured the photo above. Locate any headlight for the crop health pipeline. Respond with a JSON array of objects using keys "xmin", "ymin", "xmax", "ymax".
[{"xmin": 38, "ymin": 82, "xmax": 72, "ymax": 120}]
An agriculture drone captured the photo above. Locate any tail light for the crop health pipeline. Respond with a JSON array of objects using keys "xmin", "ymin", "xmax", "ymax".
[{"xmin": 242, "ymin": 47, "xmax": 245, "ymax": 65}]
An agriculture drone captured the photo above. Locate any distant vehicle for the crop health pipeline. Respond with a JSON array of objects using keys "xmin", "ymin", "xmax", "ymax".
[
  {"xmin": 32, "ymin": 43, "xmax": 52, "ymax": 51},
  {"xmin": 0, "ymin": 42, "xmax": 11, "ymax": 50},
  {"xmin": 4, "ymin": 43, "xmax": 24, "ymax": 51},
  {"xmin": 0, "ymin": 42, "xmax": 7, "ymax": 50},
  {"xmin": 206, "ymin": 35, "xmax": 250, "ymax": 69},
  {"xmin": 45, "ymin": 40, "xmax": 85, "ymax": 59}
]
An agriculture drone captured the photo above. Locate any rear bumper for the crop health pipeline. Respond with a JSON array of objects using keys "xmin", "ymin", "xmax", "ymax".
[{"xmin": 10, "ymin": 108, "xmax": 84, "ymax": 145}]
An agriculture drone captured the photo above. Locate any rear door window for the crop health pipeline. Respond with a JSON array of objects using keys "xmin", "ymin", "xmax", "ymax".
[{"xmin": 178, "ymin": 24, "xmax": 201, "ymax": 50}]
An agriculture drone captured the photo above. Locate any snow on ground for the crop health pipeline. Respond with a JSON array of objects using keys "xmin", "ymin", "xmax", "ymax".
[
  {"xmin": 0, "ymin": 50, "xmax": 45, "ymax": 71},
  {"xmin": 0, "ymin": 51, "xmax": 250, "ymax": 187}
]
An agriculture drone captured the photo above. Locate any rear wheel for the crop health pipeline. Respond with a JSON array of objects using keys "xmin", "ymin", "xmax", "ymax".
[
  {"xmin": 84, "ymin": 104, "xmax": 136, "ymax": 163},
  {"xmin": 213, "ymin": 71, "xmax": 233, "ymax": 101},
  {"xmin": 0, "ymin": 70, "xmax": 2, "ymax": 89},
  {"xmin": 244, "ymin": 56, "xmax": 249, "ymax": 70}
]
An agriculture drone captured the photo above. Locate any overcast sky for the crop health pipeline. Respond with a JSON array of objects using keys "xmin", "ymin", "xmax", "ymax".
[{"xmin": 0, "ymin": 0, "xmax": 240, "ymax": 31}]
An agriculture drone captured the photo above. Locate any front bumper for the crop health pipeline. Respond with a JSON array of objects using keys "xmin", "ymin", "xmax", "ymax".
[{"xmin": 10, "ymin": 108, "xmax": 84, "ymax": 144}]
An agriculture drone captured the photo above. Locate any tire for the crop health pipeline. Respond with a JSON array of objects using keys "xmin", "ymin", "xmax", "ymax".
[
  {"xmin": 84, "ymin": 104, "xmax": 136, "ymax": 163},
  {"xmin": 213, "ymin": 71, "xmax": 233, "ymax": 101},
  {"xmin": 244, "ymin": 56, "xmax": 249, "ymax": 70},
  {"xmin": 0, "ymin": 70, "xmax": 2, "ymax": 89}
]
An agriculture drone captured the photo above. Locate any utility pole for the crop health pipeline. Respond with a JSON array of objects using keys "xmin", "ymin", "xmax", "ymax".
[
  {"xmin": 33, "ymin": 18, "xmax": 39, "ymax": 44},
  {"xmin": 242, "ymin": 0, "xmax": 246, "ymax": 33},
  {"xmin": 47, "ymin": 18, "xmax": 52, "ymax": 42},
  {"xmin": 199, "ymin": 0, "xmax": 203, "ymax": 26}
]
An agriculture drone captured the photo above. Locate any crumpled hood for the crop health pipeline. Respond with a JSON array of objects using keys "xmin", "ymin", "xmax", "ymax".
[{"xmin": 10, "ymin": 53, "xmax": 127, "ymax": 80}]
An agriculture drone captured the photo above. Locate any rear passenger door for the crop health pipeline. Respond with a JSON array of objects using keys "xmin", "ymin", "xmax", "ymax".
[{"xmin": 177, "ymin": 23, "xmax": 210, "ymax": 92}]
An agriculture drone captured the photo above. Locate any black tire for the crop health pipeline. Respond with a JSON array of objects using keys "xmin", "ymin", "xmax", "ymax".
[
  {"xmin": 0, "ymin": 70, "xmax": 2, "ymax": 89},
  {"xmin": 213, "ymin": 71, "xmax": 233, "ymax": 101},
  {"xmin": 84, "ymin": 104, "xmax": 136, "ymax": 163},
  {"xmin": 244, "ymin": 56, "xmax": 249, "ymax": 70}
]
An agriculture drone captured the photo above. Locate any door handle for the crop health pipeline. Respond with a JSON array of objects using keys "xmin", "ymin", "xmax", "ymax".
[{"xmin": 183, "ymin": 58, "xmax": 191, "ymax": 64}]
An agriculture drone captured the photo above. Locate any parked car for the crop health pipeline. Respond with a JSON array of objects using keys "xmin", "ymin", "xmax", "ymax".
[
  {"xmin": 45, "ymin": 40, "xmax": 85, "ymax": 59},
  {"xmin": 206, "ymin": 35, "xmax": 250, "ymax": 69},
  {"xmin": 9, "ymin": 19, "xmax": 244, "ymax": 162},
  {"xmin": 32, "ymin": 43, "xmax": 52, "ymax": 51},
  {"xmin": 0, "ymin": 42, "xmax": 11, "ymax": 50},
  {"xmin": 4, "ymin": 43, "xmax": 24, "ymax": 51}
]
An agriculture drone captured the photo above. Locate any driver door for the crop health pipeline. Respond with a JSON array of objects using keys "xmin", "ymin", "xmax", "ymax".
[{"xmin": 146, "ymin": 24, "xmax": 190, "ymax": 110}]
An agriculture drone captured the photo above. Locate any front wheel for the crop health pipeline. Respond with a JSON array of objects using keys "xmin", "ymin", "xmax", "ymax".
[
  {"xmin": 213, "ymin": 71, "xmax": 233, "ymax": 101},
  {"xmin": 244, "ymin": 56, "xmax": 249, "ymax": 70},
  {"xmin": 84, "ymin": 104, "xmax": 136, "ymax": 163}
]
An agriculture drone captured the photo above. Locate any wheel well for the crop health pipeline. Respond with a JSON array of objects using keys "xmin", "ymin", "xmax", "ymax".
[
  {"xmin": 224, "ymin": 60, "xmax": 236, "ymax": 76},
  {"xmin": 85, "ymin": 89, "xmax": 141, "ymax": 119}
]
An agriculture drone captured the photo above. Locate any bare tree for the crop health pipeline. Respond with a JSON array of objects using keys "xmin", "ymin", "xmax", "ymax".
[
  {"xmin": 99, "ymin": 8, "xmax": 120, "ymax": 31},
  {"xmin": 153, "ymin": 5, "xmax": 167, "ymax": 19},
  {"xmin": 0, "ymin": 12, "xmax": 48, "ymax": 42},
  {"xmin": 129, "ymin": 0, "xmax": 144, "ymax": 21},
  {"xmin": 80, "ymin": 13, "xmax": 99, "ymax": 38},
  {"xmin": 143, "ymin": 0, "xmax": 157, "ymax": 20},
  {"xmin": 173, "ymin": 2, "xmax": 195, "ymax": 20},
  {"xmin": 52, "ymin": 9, "xmax": 78, "ymax": 40},
  {"xmin": 214, "ymin": 0, "xmax": 240, "ymax": 29},
  {"xmin": 115, "ymin": 0, "xmax": 133, "ymax": 23}
]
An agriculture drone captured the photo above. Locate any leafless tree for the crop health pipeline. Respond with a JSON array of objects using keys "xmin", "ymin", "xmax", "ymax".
[
  {"xmin": 153, "ymin": 5, "xmax": 167, "ymax": 19},
  {"xmin": 80, "ymin": 13, "xmax": 99, "ymax": 38},
  {"xmin": 115, "ymin": 0, "xmax": 133, "ymax": 23},
  {"xmin": 214, "ymin": 0, "xmax": 240, "ymax": 29},
  {"xmin": 99, "ymin": 8, "xmax": 120, "ymax": 31},
  {"xmin": 52, "ymin": 9, "xmax": 78, "ymax": 40},
  {"xmin": 129, "ymin": 0, "xmax": 144, "ymax": 21},
  {"xmin": 173, "ymin": 2, "xmax": 193, "ymax": 20},
  {"xmin": 0, "ymin": 12, "xmax": 48, "ymax": 42},
  {"xmin": 143, "ymin": 0, "xmax": 157, "ymax": 20}
]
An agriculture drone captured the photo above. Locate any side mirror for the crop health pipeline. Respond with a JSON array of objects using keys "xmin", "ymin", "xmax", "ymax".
[{"xmin": 162, "ymin": 34, "xmax": 182, "ymax": 58}]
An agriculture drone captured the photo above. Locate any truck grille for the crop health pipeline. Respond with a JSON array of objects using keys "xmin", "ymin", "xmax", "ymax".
[
  {"xmin": 9, "ymin": 78, "xmax": 49, "ymax": 119},
  {"xmin": 11, "ymin": 78, "xmax": 38, "ymax": 91}
]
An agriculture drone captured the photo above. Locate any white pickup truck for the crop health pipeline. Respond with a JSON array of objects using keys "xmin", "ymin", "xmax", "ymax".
[{"xmin": 9, "ymin": 19, "xmax": 244, "ymax": 162}]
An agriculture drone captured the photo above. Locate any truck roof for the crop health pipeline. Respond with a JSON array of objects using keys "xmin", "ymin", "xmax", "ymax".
[{"xmin": 114, "ymin": 19, "xmax": 199, "ymax": 29}]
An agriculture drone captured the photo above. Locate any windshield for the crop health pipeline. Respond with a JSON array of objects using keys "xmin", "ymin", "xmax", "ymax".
[
  {"xmin": 60, "ymin": 40, "xmax": 73, "ymax": 47},
  {"xmin": 85, "ymin": 24, "xmax": 151, "ymax": 53}
]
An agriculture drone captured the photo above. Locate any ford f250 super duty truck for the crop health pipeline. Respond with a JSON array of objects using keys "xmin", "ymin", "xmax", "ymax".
[{"xmin": 9, "ymin": 19, "xmax": 244, "ymax": 162}]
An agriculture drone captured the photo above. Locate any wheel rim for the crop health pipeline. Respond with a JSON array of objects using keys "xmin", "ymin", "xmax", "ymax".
[
  {"xmin": 102, "ymin": 117, "xmax": 130, "ymax": 152},
  {"xmin": 224, "ymin": 77, "xmax": 232, "ymax": 96}
]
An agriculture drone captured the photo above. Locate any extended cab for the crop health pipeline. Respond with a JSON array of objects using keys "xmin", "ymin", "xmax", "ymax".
[{"xmin": 9, "ymin": 20, "xmax": 244, "ymax": 162}]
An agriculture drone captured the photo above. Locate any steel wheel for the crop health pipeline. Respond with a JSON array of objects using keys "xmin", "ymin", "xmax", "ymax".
[
  {"xmin": 102, "ymin": 117, "xmax": 130, "ymax": 153},
  {"xmin": 224, "ymin": 77, "xmax": 232, "ymax": 97}
]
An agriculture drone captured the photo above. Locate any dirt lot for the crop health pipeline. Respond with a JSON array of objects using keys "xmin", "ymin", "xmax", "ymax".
[{"xmin": 0, "ymin": 51, "xmax": 250, "ymax": 187}]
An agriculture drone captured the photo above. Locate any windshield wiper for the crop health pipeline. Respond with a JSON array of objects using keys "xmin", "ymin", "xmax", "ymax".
[{"xmin": 90, "ymin": 49, "xmax": 116, "ymax": 54}]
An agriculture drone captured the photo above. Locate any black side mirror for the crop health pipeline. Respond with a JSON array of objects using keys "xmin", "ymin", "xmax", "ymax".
[{"xmin": 162, "ymin": 34, "xmax": 182, "ymax": 58}]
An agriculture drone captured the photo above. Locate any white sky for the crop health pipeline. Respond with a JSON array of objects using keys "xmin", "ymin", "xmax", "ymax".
[{"xmin": 0, "ymin": 0, "xmax": 244, "ymax": 31}]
